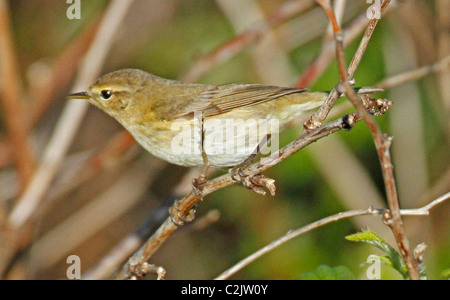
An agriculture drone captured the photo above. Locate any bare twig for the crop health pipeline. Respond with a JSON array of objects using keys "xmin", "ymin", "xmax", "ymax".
[
  {"xmin": 295, "ymin": 7, "xmax": 372, "ymax": 88},
  {"xmin": 216, "ymin": 193, "xmax": 450, "ymax": 280},
  {"xmin": 376, "ymin": 54, "xmax": 450, "ymax": 89},
  {"xmin": 305, "ymin": 0, "xmax": 391, "ymax": 130},
  {"xmin": 8, "ymin": 0, "xmax": 135, "ymax": 231},
  {"xmin": 400, "ymin": 192, "xmax": 450, "ymax": 216},
  {"xmin": 0, "ymin": 0, "xmax": 34, "ymax": 188},
  {"xmin": 317, "ymin": 0, "xmax": 420, "ymax": 280},
  {"xmin": 344, "ymin": 28, "xmax": 423, "ymax": 282}
]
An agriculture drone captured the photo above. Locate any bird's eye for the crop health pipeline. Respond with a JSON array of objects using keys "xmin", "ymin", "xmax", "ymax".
[{"xmin": 100, "ymin": 90, "xmax": 113, "ymax": 100}]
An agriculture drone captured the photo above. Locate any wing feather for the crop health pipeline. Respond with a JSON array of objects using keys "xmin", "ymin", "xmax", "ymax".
[{"xmin": 175, "ymin": 84, "xmax": 307, "ymax": 119}]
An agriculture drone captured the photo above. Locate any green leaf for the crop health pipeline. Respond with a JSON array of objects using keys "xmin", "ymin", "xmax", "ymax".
[
  {"xmin": 345, "ymin": 229, "xmax": 392, "ymax": 254},
  {"xmin": 346, "ymin": 229, "xmax": 408, "ymax": 279},
  {"xmin": 298, "ymin": 265, "xmax": 355, "ymax": 280}
]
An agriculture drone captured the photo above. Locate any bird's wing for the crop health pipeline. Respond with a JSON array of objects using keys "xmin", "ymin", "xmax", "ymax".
[{"xmin": 174, "ymin": 83, "xmax": 307, "ymax": 119}]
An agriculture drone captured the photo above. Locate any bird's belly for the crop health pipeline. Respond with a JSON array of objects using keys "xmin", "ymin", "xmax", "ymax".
[{"xmin": 128, "ymin": 117, "xmax": 279, "ymax": 168}]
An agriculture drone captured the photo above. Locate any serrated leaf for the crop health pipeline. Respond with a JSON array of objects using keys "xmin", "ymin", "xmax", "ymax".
[
  {"xmin": 346, "ymin": 229, "xmax": 408, "ymax": 279},
  {"xmin": 345, "ymin": 229, "xmax": 392, "ymax": 254},
  {"xmin": 298, "ymin": 265, "xmax": 355, "ymax": 280}
]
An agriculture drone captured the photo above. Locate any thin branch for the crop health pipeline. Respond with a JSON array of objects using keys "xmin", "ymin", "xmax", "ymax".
[
  {"xmin": 216, "ymin": 193, "xmax": 450, "ymax": 280},
  {"xmin": 295, "ymin": 4, "xmax": 370, "ymax": 88},
  {"xmin": 305, "ymin": 0, "xmax": 391, "ymax": 130},
  {"xmin": 8, "ymin": 0, "xmax": 135, "ymax": 231},
  {"xmin": 0, "ymin": 0, "xmax": 35, "ymax": 188},
  {"xmin": 318, "ymin": 0, "xmax": 420, "ymax": 280},
  {"xmin": 376, "ymin": 54, "xmax": 450, "ymax": 89},
  {"xmin": 217, "ymin": 208, "xmax": 376, "ymax": 280},
  {"xmin": 400, "ymin": 192, "xmax": 450, "ymax": 216}
]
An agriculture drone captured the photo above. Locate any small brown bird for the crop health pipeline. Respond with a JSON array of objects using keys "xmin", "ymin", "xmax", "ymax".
[{"xmin": 69, "ymin": 69, "xmax": 376, "ymax": 167}]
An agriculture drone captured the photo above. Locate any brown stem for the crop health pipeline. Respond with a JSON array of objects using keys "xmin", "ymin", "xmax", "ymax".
[
  {"xmin": 319, "ymin": 0, "xmax": 420, "ymax": 280},
  {"xmin": 307, "ymin": 0, "xmax": 392, "ymax": 129}
]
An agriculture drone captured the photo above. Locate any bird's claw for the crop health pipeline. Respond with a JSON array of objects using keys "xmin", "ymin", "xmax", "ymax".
[
  {"xmin": 169, "ymin": 199, "xmax": 197, "ymax": 226},
  {"xmin": 230, "ymin": 166, "xmax": 276, "ymax": 196}
]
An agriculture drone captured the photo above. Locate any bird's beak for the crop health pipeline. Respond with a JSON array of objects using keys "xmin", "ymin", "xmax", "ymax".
[{"xmin": 67, "ymin": 91, "xmax": 90, "ymax": 100}]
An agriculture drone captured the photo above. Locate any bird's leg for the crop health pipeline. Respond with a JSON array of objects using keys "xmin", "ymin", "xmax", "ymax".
[
  {"xmin": 231, "ymin": 133, "xmax": 271, "ymax": 179},
  {"xmin": 170, "ymin": 112, "xmax": 209, "ymax": 226},
  {"xmin": 230, "ymin": 134, "xmax": 276, "ymax": 196},
  {"xmin": 170, "ymin": 149, "xmax": 207, "ymax": 225},
  {"xmin": 192, "ymin": 112, "xmax": 209, "ymax": 195}
]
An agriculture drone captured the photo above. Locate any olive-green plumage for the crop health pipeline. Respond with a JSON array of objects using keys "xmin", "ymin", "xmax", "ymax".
[{"xmin": 69, "ymin": 69, "xmax": 334, "ymax": 167}]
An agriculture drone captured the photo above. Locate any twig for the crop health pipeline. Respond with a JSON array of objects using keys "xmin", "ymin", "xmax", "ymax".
[
  {"xmin": 8, "ymin": 0, "xmax": 136, "ymax": 231},
  {"xmin": 305, "ymin": 0, "xmax": 391, "ymax": 130},
  {"xmin": 376, "ymin": 54, "xmax": 450, "ymax": 89},
  {"xmin": 0, "ymin": 0, "xmax": 34, "ymax": 188},
  {"xmin": 215, "ymin": 193, "xmax": 450, "ymax": 280},
  {"xmin": 317, "ymin": 0, "xmax": 420, "ymax": 280},
  {"xmin": 217, "ymin": 208, "xmax": 376, "ymax": 280},
  {"xmin": 400, "ymin": 192, "xmax": 450, "ymax": 216}
]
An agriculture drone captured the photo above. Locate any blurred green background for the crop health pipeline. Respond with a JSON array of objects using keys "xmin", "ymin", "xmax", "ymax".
[{"xmin": 0, "ymin": 0, "xmax": 448, "ymax": 279}]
